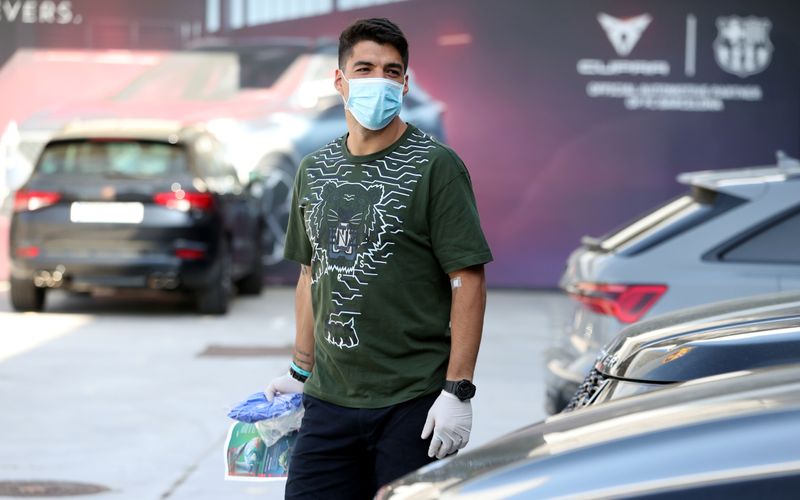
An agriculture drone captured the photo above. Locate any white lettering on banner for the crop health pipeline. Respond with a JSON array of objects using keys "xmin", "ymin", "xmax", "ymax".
[
  {"xmin": 0, "ymin": 0, "xmax": 80, "ymax": 24},
  {"xmin": 22, "ymin": 0, "xmax": 35, "ymax": 22},
  {"xmin": 587, "ymin": 81, "xmax": 763, "ymax": 112},
  {"xmin": 56, "ymin": 0, "xmax": 73, "ymax": 23},
  {"xmin": 39, "ymin": 0, "xmax": 54, "ymax": 23},
  {"xmin": 579, "ymin": 12, "xmax": 773, "ymax": 112},
  {"xmin": 577, "ymin": 59, "xmax": 670, "ymax": 77},
  {"xmin": 1, "ymin": 1, "xmax": 21, "ymax": 21}
]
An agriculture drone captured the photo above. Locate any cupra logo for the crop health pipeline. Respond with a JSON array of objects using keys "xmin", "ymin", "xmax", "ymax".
[{"xmin": 597, "ymin": 12, "xmax": 653, "ymax": 57}]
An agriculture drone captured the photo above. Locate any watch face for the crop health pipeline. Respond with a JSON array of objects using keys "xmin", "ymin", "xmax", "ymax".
[{"xmin": 455, "ymin": 381, "xmax": 476, "ymax": 400}]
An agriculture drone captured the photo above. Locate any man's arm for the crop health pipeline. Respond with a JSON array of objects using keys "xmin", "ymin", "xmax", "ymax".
[
  {"xmin": 265, "ymin": 264, "xmax": 314, "ymax": 401},
  {"xmin": 421, "ymin": 264, "xmax": 486, "ymax": 458},
  {"xmin": 293, "ymin": 264, "xmax": 315, "ymax": 373},
  {"xmin": 446, "ymin": 264, "xmax": 487, "ymax": 381}
]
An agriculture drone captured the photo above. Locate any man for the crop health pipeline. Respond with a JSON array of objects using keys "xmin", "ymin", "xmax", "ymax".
[{"xmin": 265, "ymin": 17, "xmax": 492, "ymax": 499}]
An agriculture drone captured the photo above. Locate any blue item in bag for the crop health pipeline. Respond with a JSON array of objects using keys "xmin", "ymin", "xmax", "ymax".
[{"xmin": 228, "ymin": 392, "xmax": 303, "ymax": 423}]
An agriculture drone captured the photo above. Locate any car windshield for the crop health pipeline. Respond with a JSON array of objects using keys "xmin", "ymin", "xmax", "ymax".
[
  {"xmin": 238, "ymin": 46, "xmax": 309, "ymax": 88},
  {"xmin": 37, "ymin": 140, "xmax": 188, "ymax": 178}
]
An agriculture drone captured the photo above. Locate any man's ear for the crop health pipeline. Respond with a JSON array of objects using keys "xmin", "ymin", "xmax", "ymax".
[
  {"xmin": 334, "ymin": 68, "xmax": 345, "ymax": 96},
  {"xmin": 403, "ymin": 73, "xmax": 409, "ymax": 97}
]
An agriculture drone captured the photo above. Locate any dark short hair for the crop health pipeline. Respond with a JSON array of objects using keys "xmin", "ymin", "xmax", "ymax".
[{"xmin": 338, "ymin": 18, "xmax": 409, "ymax": 72}]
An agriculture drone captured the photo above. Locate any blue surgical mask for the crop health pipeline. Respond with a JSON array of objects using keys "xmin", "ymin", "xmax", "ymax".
[{"xmin": 342, "ymin": 75, "xmax": 404, "ymax": 131}]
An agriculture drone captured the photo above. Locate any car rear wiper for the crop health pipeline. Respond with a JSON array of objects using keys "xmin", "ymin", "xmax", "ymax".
[{"xmin": 581, "ymin": 235, "xmax": 606, "ymax": 251}]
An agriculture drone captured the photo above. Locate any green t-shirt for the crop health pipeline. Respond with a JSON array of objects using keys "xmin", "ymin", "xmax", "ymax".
[{"xmin": 283, "ymin": 124, "xmax": 493, "ymax": 408}]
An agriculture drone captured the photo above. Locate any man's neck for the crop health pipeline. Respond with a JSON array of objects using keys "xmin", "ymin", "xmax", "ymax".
[{"xmin": 346, "ymin": 117, "xmax": 408, "ymax": 157}]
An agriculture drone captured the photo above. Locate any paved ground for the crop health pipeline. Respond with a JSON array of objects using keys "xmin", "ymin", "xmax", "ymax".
[{"xmin": 0, "ymin": 284, "xmax": 570, "ymax": 499}]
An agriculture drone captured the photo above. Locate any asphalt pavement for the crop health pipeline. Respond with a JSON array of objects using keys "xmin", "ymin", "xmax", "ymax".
[{"xmin": 0, "ymin": 284, "xmax": 570, "ymax": 499}]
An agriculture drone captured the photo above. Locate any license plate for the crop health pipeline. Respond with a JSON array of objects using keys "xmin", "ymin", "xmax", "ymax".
[{"xmin": 70, "ymin": 202, "xmax": 144, "ymax": 224}]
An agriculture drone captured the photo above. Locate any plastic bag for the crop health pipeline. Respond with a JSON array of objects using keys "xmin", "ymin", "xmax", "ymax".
[
  {"xmin": 224, "ymin": 392, "xmax": 305, "ymax": 480},
  {"xmin": 227, "ymin": 392, "xmax": 304, "ymax": 447},
  {"xmin": 224, "ymin": 422, "xmax": 299, "ymax": 480},
  {"xmin": 227, "ymin": 392, "xmax": 303, "ymax": 423}
]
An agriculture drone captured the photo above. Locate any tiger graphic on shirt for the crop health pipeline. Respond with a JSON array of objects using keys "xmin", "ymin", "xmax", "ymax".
[{"xmin": 302, "ymin": 132, "xmax": 433, "ymax": 349}]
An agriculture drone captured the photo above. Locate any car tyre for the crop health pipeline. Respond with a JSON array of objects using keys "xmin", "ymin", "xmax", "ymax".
[
  {"xmin": 10, "ymin": 278, "xmax": 46, "ymax": 312},
  {"xmin": 196, "ymin": 239, "xmax": 232, "ymax": 315}
]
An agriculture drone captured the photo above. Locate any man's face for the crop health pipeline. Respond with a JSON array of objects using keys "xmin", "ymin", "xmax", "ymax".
[{"xmin": 335, "ymin": 40, "xmax": 409, "ymax": 101}]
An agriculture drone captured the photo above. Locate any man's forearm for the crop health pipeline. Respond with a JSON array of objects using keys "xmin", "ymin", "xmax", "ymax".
[
  {"xmin": 293, "ymin": 265, "xmax": 315, "ymax": 372},
  {"xmin": 446, "ymin": 265, "xmax": 487, "ymax": 381}
]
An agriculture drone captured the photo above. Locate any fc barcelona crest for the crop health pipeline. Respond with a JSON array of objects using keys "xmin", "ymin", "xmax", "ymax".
[{"xmin": 714, "ymin": 16, "xmax": 773, "ymax": 78}]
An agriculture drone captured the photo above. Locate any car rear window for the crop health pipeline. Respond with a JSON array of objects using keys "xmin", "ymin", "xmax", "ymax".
[
  {"xmin": 719, "ymin": 207, "xmax": 800, "ymax": 264},
  {"xmin": 593, "ymin": 186, "xmax": 745, "ymax": 256},
  {"xmin": 36, "ymin": 140, "xmax": 188, "ymax": 179}
]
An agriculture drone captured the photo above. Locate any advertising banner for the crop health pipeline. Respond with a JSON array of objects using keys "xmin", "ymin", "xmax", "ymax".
[{"xmin": 1, "ymin": 0, "xmax": 798, "ymax": 287}]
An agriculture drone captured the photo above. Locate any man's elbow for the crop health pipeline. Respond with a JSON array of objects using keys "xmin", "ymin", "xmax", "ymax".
[{"xmin": 448, "ymin": 265, "xmax": 486, "ymax": 289}]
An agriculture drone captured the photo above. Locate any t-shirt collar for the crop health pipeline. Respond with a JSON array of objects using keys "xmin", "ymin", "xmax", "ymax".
[{"xmin": 342, "ymin": 123, "xmax": 417, "ymax": 163}]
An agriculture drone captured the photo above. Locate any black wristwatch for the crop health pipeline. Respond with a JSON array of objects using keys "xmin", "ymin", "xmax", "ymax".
[{"xmin": 443, "ymin": 379, "xmax": 476, "ymax": 401}]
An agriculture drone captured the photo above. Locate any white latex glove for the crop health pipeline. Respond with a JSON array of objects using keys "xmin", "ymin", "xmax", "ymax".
[
  {"xmin": 421, "ymin": 390, "xmax": 472, "ymax": 459},
  {"xmin": 264, "ymin": 372, "xmax": 305, "ymax": 402}
]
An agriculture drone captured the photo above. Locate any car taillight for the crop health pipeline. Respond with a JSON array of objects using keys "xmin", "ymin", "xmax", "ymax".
[
  {"xmin": 153, "ymin": 191, "xmax": 214, "ymax": 212},
  {"xmin": 175, "ymin": 248, "xmax": 206, "ymax": 260},
  {"xmin": 15, "ymin": 246, "xmax": 40, "ymax": 258},
  {"xmin": 568, "ymin": 282, "xmax": 667, "ymax": 324},
  {"xmin": 13, "ymin": 190, "xmax": 61, "ymax": 212}
]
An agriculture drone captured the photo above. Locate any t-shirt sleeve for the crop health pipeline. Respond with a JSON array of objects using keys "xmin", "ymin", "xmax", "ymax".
[
  {"xmin": 429, "ymin": 151, "xmax": 493, "ymax": 274},
  {"xmin": 283, "ymin": 163, "xmax": 312, "ymax": 265}
]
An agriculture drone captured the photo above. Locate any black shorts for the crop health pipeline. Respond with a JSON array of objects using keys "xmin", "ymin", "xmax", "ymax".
[{"xmin": 285, "ymin": 391, "xmax": 439, "ymax": 500}]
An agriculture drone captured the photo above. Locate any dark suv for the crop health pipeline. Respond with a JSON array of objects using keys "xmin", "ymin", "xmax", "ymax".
[{"xmin": 9, "ymin": 119, "xmax": 263, "ymax": 314}]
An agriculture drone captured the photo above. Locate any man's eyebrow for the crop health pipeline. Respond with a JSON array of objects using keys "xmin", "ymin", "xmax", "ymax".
[{"xmin": 351, "ymin": 61, "xmax": 404, "ymax": 71}]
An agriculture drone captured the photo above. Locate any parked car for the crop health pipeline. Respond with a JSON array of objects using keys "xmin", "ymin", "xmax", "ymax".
[
  {"xmin": 9, "ymin": 119, "xmax": 264, "ymax": 314},
  {"xmin": 546, "ymin": 158, "xmax": 800, "ymax": 413},
  {"xmin": 378, "ymin": 365, "xmax": 800, "ymax": 499},
  {"xmin": 565, "ymin": 290, "xmax": 800, "ymax": 411}
]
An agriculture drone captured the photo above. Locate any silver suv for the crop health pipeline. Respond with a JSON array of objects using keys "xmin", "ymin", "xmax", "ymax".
[{"xmin": 546, "ymin": 156, "xmax": 800, "ymax": 413}]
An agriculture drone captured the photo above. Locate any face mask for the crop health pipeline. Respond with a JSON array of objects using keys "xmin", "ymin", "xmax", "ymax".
[{"xmin": 342, "ymin": 74, "xmax": 404, "ymax": 131}]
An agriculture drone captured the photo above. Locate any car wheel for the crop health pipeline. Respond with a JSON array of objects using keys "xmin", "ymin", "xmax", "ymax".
[
  {"xmin": 254, "ymin": 155, "xmax": 294, "ymax": 266},
  {"xmin": 236, "ymin": 226, "xmax": 264, "ymax": 296},
  {"xmin": 10, "ymin": 278, "xmax": 46, "ymax": 312},
  {"xmin": 195, "ymin": 239, "xmax": 232, "ymax": 315}
]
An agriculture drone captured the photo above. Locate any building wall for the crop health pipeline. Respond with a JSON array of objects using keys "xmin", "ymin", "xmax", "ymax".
[{"xmin": 1, "ymin": 0, "xmax": 798, "ymax": 287}]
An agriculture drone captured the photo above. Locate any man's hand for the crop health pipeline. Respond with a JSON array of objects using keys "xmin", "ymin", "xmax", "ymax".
[
  {"xmin": 420, "ymin": 391, "xmax": 472, "ymax": 459},
  {"xmin": 264, "ymin": 373, "xmax": 305, "ymax": 402}
]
